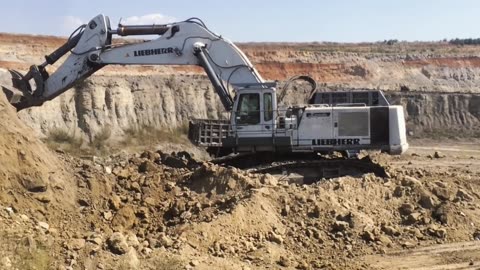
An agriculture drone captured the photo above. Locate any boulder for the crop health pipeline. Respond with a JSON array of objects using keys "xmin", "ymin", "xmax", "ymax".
[
  {"xmin": 401, "ymin": 176, "xmax": 422, "ymax": 187},
  {"xmin": 419, "ymin": 193, "xmax": 436, "ymax": 209},
  {"xmin": 21, "ymin": 175, "xmax": 47, "ymax": 192},
  {"xmin": 399, "ymin": 203, "xmax": 415, "ymax": 215},
  {"xmin": 108, "ymin": 232, "xmax": 129, "ymax": 255},
  {"xmin": 138, "ymin": 160, "xmax": 157, "ymax": 173},
  {"xmin": 112, "ymin": 206, "xmax": 136, "ymax": 229},
  {"xmin": 433, "ymin": 187, "xmax": 453, "ymax": 201},
  {"xmin": 331, "ymin": 221, "xmax": 350, "ymax": 232}
]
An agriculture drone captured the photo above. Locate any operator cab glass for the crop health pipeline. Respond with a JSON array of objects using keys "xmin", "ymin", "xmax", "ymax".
[
  {"xmin": 236, "ymin": 93, "xmax": 260, "ymax": 124},
  {"xmin": 264, "ymin": 93, "xmax": 273, "ymax": 121}
]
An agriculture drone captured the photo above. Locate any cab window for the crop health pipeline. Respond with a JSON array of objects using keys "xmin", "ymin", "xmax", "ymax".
[
  {"xmin": 264, "ymin": 93, "xmax": 273, "ymax": 121},
  {"xmin": 236, "ymin": 93, "xmax": 260, "ymax": 124}
]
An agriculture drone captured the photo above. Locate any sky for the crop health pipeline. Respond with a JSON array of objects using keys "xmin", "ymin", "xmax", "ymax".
[{"xmin": 0, "ymin": 0, "xmax": 479, "ymax": 42}]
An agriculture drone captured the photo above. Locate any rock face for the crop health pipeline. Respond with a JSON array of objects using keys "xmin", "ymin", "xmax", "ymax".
[
  {"xmin": 387, "ymin": 92, "xmax": 480, "ymax": 136},
  {"xmin": 3, "ymin": 72, "xmax": 479, "ymax": 141},
  {"xmin": 12, "ymin": 74, "xmax": 224, "ymax": 141}
]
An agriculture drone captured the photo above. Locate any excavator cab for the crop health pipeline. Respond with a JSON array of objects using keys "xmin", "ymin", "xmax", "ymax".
[{"xmin": 232, "ymin": 86, "xmax": 276, "ymax": 133}]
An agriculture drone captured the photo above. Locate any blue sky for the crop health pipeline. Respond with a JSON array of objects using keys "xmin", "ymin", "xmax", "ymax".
[{"xmin": 0, "ymin": 0, "xmax": 479, "ymax": 42}]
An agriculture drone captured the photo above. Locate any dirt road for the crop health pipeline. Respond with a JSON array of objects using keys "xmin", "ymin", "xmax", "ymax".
[{"xmin": 365, "ymin": 241, "xmax": 480, "ymax": 270}]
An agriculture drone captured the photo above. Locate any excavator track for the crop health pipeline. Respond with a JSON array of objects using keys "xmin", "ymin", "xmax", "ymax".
[{"xmin": 210, "ymin": 153, "xmax": 388, "ymax": 183}]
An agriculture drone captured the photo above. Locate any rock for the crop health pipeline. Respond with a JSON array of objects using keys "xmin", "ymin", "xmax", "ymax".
[
  {"xmin": 434, "ymin": 151, "xmax": 445, "ymax": 158},
  {"xmin": 109, "ymin": 195, "xmax": 122, "ymax": 211},
  {"xmin": 473, "ymin": 230, "xmax": 480, "ymax": 240},
  {"xmin": 140, "ymin": 151, "xmax": 155, "ymax": 160},
  {"xmin": 4, "ymin": 207, "xmax": 13, "ymax": 215},
  {"xmin": 433, "ymin": 203, "xmax": 452, "ymax": 224},
  {"xmin": 393, "ymin": 186, "xmax": 404, "ymax": 197},
  {"xmin": 112, "ymin": 206, "xmax": 136, "ymax": 229},
  {"xmin": 108, "ymin": 232, "xmax": 129, "ymax": 255},
  {"xmin": 122, "ymin": 248, "xmax": 140, "ymax": 269},
  {"xmin": 399, "ymin": 203, "xmax": 415, "ymax": 215},
  {"xmin": 331, "ymin": 221, "xmax": 350, "ymax": 232},
  {"xmin": 130, "ymin": 182, "xmax": 141, "ymax": 192},
  {"xmin": 281, "ymin": 204, "xmax": 290, "ymax": 216},
  {"xmin": 260, "ymin": 174, "xmax": 278, "ymax": 186},
  {"xmin": 435, "ymin": 228, "xmax": 447, "ymax": 238},
  {"xmin": 277, "ymin": 256, "xmax": 290, "ymax": 267},
  {"xmin": 362, "ymin": 230, "xmax": 376, "ymax": 242},
  {"xmin": 143, "ymin": 247, "xmax": 153, "ymax": 255},
  {"xmin": 406, "ymin": 212, "xmax": 422, "ymax": 225},
  {"xmin": 34, "ymin": 194, "xmax": 51, "ymax": 203},
  {"xmin": 147, "ymin": 237, "xmax": 158, "ymax": 248},
  {"xmin": 126, "ymin": 233, "xmax": 140, "ymax": 248},
  {"xmin": 136, "ymin": 207, "xmax": 149, "ymax": 219},
  {"xmin": 138, "ymin": 160, "xmax": 157, "ymax": 173},
  {"xmin": 435, "ymin": 181, "xmax": 448, "ymax": 188},
  {"xmin": 382, "ymin": 225, "xmax": 400, "ymax": 236},
  {"xmin": 67, "ymin": 239, "xmax": 86, "ymax": 251},
  {"xmin": 190, "ymin": 260, "xmax": 200, "ymax": 267},
  {"xmin": 433, "ymin": 187, "xmax": 453, "ymax": 201},
  {"xmin": 411, "ymin": 228, "xmax": 425, "ymax": 240},
  {"xmin": 104, "ymin": 166, "xmax": 112, "ymax": 174},
  {"xmin": 21, "ymin": 175, "xmax": 47, "ymax": 192},
  {"xmin": 143, "ymin": 197, "xmax": 156, "ymax": 206},
  {"xmin": 419, "ymin": 193, "xmax": 436, "ymax": 209},
  {"xmin": 103, "ymin": 211, "xmax": 113, "ymax": 220},
  {"xmin": 311, "ymin": 204, "xmax": 321, "ymax": 218},
  {"xmin": 90, "ymin": 237, "xmax": 103, "ymax": 245},
  {"xmin": 114, "ymin": 168, "xmax": 130, "ymax": 180},
  {"xmin": 268, "ymin": 232, "xmax": 284, "ymax": 244},
  {"xmin": 378, "ymin": 235, "xmax": 393, "ymax": 245},
  {"xmin": 401, "ymin": 176, "xmax": 422, "ymax": 187},
  {"xmin": 77, "ymin": 198, "xmax": 90, "ymax": 206},
  {"xmin": 159, "ymin": 233, "xmax": 174, "ymax": 248},
  {"xmin": 457, "ymin": 189, "xmax": 474, "ymax": 202},
  {"xmin": 163, "ymin": 156, "xmax": 187, "ymax": 168},
  {"xmin": 0, "ymin": 257, "xmax": 12, "ymax": 269},
  {"xmin": 164, "ymin": 181, "xmax": 176, "ymax": 191},
  {"xmin": 38, "ymin": 221, "xmax": 49, "ymax": 231},
  {"xmin": 129, "ymin": 157, "xmax": 143, "ymax": 166},
  {"xmin": 402, "ymin": 241, "xmax": 416, "ymax": 248}
]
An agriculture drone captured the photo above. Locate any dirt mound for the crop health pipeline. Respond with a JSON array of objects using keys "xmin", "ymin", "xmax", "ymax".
[
  {"xmin": 1, "ymin": 113, "xmax": 480, "ymax": 270},
  {"xmin": 0, "ymin": 91, "xmax": 73, "ymax": 204}
]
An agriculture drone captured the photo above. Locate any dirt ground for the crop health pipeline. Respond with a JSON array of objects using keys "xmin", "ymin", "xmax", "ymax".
[
  {"xmin": 363, "ymin": 140, "xmax": 480, "ymax": 270},
  {"xmin": 1, "ymin": 88, "xmax": 480, "ymax": 270}
]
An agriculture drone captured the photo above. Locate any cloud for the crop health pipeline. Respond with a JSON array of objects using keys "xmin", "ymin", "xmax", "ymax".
[
  {"xmin": 60, "ymin": 16, "xmax": 85, "ymax": 35},
  {"xmin": 121, "ymin": 13, "xmax": 177, "ymax": 25}
]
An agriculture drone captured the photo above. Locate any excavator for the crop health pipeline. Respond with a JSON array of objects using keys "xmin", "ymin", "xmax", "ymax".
[{"xmin": 1, "ymin": 14, "xmax": 408, "ymax": 178}]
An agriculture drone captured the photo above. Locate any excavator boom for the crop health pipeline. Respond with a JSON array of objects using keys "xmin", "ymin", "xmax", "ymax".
[{"xmin": 1, "ymin": 14, "xmax": 264, "ymax": 111}]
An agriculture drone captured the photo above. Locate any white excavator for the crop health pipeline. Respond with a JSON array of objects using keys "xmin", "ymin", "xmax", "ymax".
[{"xmin": 1, "ymin": 14, "xmax": 408, "ymax": 164}]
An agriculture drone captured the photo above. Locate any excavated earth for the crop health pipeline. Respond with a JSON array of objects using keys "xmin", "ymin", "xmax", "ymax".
[
  {"xmin": 0, "ymin": 34, "xmax": 480, "ymax": 269},
  {"xmin": 1, "ymin": 85, "xmax": 480, "ymax": 269}
]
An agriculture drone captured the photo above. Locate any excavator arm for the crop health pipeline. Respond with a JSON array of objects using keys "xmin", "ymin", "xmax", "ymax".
[{"xmin": 2, "ymin": 14, "xmax": 265, "ymax": 111}]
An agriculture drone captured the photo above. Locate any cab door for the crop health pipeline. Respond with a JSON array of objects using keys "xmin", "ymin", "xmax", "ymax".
[{"xmin": 232, "ymin": 92, "xmax": 263, "ymax": 137}]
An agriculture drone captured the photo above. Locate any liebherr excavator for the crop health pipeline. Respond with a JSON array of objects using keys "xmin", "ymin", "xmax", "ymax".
[{"xmin": 1, "ymin": 14, "xmax": 408, "ymax": 167}]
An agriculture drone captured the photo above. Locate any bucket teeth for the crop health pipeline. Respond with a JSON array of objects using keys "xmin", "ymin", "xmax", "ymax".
[
  {"xmin": 2, "ymin": 85, "xmax": 23, "ymax": 104},
  {"xmin": 1, "ymin": 69, "xmax": 36, "ymax": 111}
]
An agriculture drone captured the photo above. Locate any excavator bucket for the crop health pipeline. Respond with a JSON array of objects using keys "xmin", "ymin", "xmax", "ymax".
[{"xmin": 1, "ymin": 68, "xmax": 44, "ymax": 111}]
